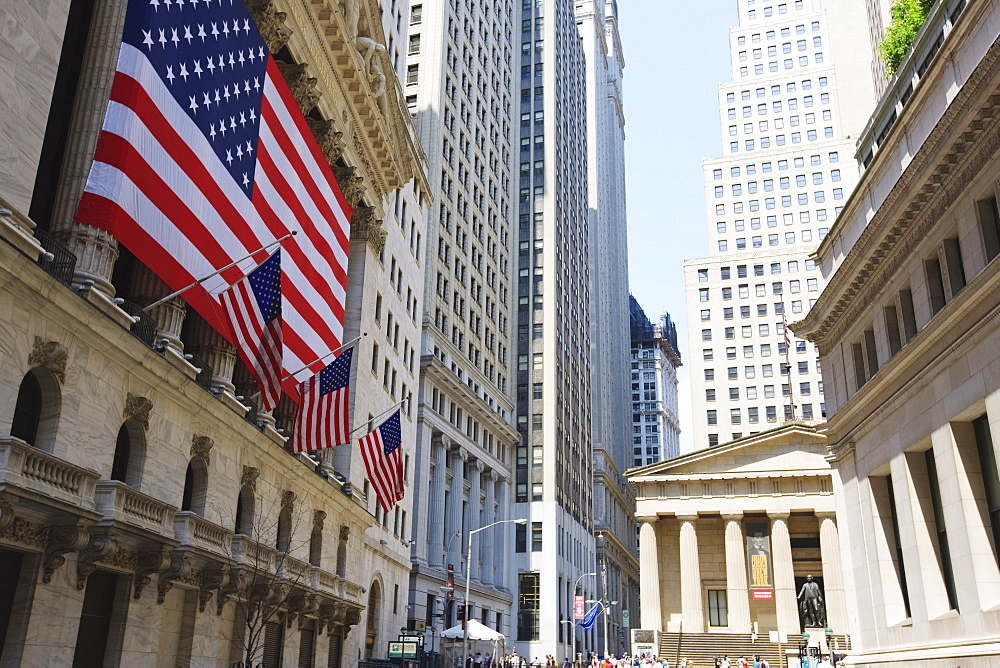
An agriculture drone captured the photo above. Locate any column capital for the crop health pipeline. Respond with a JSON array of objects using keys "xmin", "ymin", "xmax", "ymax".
[
  {"xmin": 676, "ymin": 514, "xmax": 699, "ymax": 523},
  {"xmin": 767, "ymin": 511, "xmax": 790, "ymax": 521},
  {"xmin": 452, "ymin": 446, "xmax": 468, "ymax": 462},
  {"xmin": 432, "ymin": 433, "xmax": 452, "ymax": 450},
  {"xmin": 814, "ymin": 510, "xmax": 837, "ymax": 521},
  {"xmin": 636, "ymin": 515, "xmax": 659, "ymax": 524},
  {"xmin": 721, "ymin": 513, "xmax": 744, "ymax": 522},
  {"xmin": 471, "ymin": 458, "xmax": 484, "ymax": 473},
  {"xmin": 484, "ymin": 468, "xmax": 498, "ymax": 482}
]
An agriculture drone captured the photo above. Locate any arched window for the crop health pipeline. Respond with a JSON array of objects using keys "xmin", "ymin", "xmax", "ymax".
[
  {"xmin": 276, "ymin": 505, "xmax": 292, "ymax": 553},
  {"xmin": 364, "ymin": 580, "xmax": 382, "ymax": 659},
  {"xmin": 10, "ymin": 368, "xmax": 61, "ymax": 452},
  {"xmin": 181, "ymin": 457, "xmax": 208, "ymax": 516},
  {"xmin": 235, "ymin": 485, "xmax": 255, "ymax": 535},
  {"xmin": 109, "ymin": 419, "xmax": 145, "ymax": 488}
]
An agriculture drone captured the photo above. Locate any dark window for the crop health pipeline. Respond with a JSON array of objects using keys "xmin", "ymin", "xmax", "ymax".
[
  {"xmin": 707, "ymin": 590, "xmax": 728, "ymax": 627},
  {"xmin": 924, "ymin": 449, "xmax": 959, "ymax": 610},
  {"xmin": 974, "ymin": 415, "xmax": 1000, "ymax": 566},
  {"xmin": 975, "ymin": 196, "xmax": 1000, "ymax": 262},
  {"xmin": 0, "ymin": 551, "xmax": 24, "ymax": 655},
  {"xmin": 515, "ymin": 522, "xmax": 527, "ymax": 552},
  {"xmin": 72, "ymin": 571, "xmax": 124, "ymax": 668},
  {"xmin": 517, "ymin": 573, "xmax": 540, "ymax": 641},
  {"xmin": 883, "ymin": 475, "xmax": 912, "ymax": 618},
  {"xmin": 263, "ymin": 620, "xmax": 285, "ymax": 667},
  {"xmin": 11, "ymin": 373, "xmax": 41, "ymax": 446}
]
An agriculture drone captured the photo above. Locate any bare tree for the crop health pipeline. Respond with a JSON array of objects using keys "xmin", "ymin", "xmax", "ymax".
[{"xmin": 215, "ymin": 484, "xmax": 317, "ymax": 668}]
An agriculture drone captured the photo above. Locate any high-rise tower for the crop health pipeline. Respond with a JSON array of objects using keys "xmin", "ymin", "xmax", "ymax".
[
  {"xmin": 403, "ymin": 0, "xmax": 521, "ymax": 643},
  {"xmin": 629, "ymin": 296, "xmax": 682, "ymax": 466},
  {"xmin": 684, "ymin": 0, "xmax": 887, "ymax": 450},
  {"xmin": 512, "ymin": 0, "xmax": 597, "ymax": 659}
]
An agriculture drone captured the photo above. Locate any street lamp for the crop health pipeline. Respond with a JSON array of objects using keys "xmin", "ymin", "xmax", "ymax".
[
  {"xmin": 570, "ymin": 572, "xmax": 595, "ymax": 656},
  {"xmin": 463, "ymin": 518, "xmax": 527, "ymax": 668}
]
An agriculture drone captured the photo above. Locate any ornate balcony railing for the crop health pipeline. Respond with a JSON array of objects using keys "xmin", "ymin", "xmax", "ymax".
[
  {"xmin": 94, "ymin": 479, "xmax": 176, "ymax": 534},
  {"xmin": 173, "ymin": 511, "xmax": 232, "ymax": 553},
  {"xmin": 0, "ymin": 436, "xmax": 99, "ymax": 509}
]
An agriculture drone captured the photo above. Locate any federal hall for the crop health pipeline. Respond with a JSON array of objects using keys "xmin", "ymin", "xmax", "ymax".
[{"xmin": 629, "ymin": 424, "xmax": 848, "ymax": 662}]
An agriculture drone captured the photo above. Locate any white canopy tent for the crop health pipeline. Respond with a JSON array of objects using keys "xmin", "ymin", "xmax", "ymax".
[{"xmin": 439, "ymin": 620, "xmax": 505, "ymax": 666}]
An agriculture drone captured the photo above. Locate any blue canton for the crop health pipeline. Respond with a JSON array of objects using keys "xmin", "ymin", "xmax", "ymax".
[
  {"xmin": 247, "ymin": 250, "xmax": 281, "ymax": 323},
  {"xmin": 380, "ymin": 411, "xmax": 401, "ymax": 456},
  {"xmin": 122, "ymin": 0, "xmax": 268, "ymax": 197},
  {"xmin": 318, "ymin": 348, "xmax": 353, "ymax": 395}
]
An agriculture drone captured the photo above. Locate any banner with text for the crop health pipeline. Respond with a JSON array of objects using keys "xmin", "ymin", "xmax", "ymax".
[{"xmin": 746, "ymin": 521, "xmax": 774, "ymax": 601}]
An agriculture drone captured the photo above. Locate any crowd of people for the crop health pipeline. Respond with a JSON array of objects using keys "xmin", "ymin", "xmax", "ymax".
[{"xmin": 711, "ymin": 656, "xmax": 770, "ymax": 668}]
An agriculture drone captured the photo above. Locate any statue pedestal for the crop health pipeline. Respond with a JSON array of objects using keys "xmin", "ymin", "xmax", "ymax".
[{"xmin": 802, "ymin": 627, "xmax": 830, "ymax": 654}]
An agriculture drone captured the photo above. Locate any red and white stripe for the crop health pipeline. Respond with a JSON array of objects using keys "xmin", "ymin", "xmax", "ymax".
[
  {"xmin": 291, "ymin": 381, "xmax": 349, "ymax": 454},
  {"xmin": 359, "ymin": 428, "xmax": 404, "ymax": 514},
  {"xmin": 76, "ymin": 44, "xmax": 350, "ymax": 392},
  {"xmin": 219, "ymin": 277, "xmax": 282, "ymax": 411}
]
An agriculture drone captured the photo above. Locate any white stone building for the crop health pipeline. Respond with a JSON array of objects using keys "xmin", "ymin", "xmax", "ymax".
[
  {"xmin": 0, "ymin": 0, "xmax": 427, "ymax": 664},
  {"xmin": 629, "ymin": 297, "xmax": 683, "ymax": 467},
  {"xmin": 794, "ymin": 0, "xmax": 1000, "ymax": 664},
  {"xmin": 683, "ymin": 0, "xmax": 891, "ymax": 451},
  {"xmin": 401, "ymin": 0, "xmax": 521, "ymax": 647}
]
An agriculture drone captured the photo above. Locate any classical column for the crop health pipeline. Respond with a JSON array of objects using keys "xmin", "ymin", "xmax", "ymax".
[
  {"xmin": 497, "ymin": 477, "xmax": 511, "ymax": 591},
  {"xmin": 769, "ymin": 512, "xmax": 800, "ymax": 634},
  {"xmin": 427, "ymin": 435, "xmax": 449, "ymax": 568},
  {"xmin": 678, "ymin": 515, "xmax": 704, "ymax": 633},
  {"xmin": 446, "ymin": 447, "xmax": 466, "ymax": 569},
  {"xmin": 723, "ymin": 514, "xmax": 751, "ymax": 634},
  {"xmin": 48, "ymin": 0, "xmax": 131, "ymax": 299},
  {"xmin": 480, "ymin": 470, "xmax": 497, "ymax": 586},
  {"xmin": 816, "ymin": 512, "xmax": 847, "ymax": 632},
  {"xmin": 466, "ymin": 459, "xmax": 483, "ymax": 582},
  {"xmin": 638, "ymin": 517, "xmax": 663, "ymax": 632},
  {"xmin": 184, "ymin": 316, "xmax": 238, "ymax": 395},
  {"xmin": 130, "ymin": 264, "xmax": 188, "ymax": 355}
]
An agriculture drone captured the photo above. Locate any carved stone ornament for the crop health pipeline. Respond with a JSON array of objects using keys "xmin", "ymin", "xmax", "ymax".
[
  {"xmin": 0, "ymin": 501, "xmax": 16, "ymax": 534},
  {"xmin": 307, "ymin": 118, "xmax": 346, "ymax": 165},
  {"xmin": 245, "ymin": 0, "xmax": 291, "ymax": 54},
  {"xmin": 191, "ymin": 435, "xmax": 214, "ymax": 465},
  {"xmin": 76, "ymin": 530, "xmax": 120, "ymax": 590},
  {"xmin": 333, "ymin": 166, "xmax": 365, "ymax": 208},
  {"xmin": 241, "ymin": 465, "xmax": 261, "ymax": 491},
  {"xmin": 276, "ymin": 61, "xmax": 321, "ymax": 116},
  {"xmin": 313, "ymin": 510, "xmax": 327, "ymax": 531},
  {"xmin": 339, "ymin": 525, "xmax": 350, "ymax": 541},
  {"xmin": 123, "ymin": 393, "xmax": 154, "ymax": 431},
  {"xmin": 0, "ymin": 516, "xmax": 48, "ymax": 549},
  {"xmin": 28, "ymin": 336, "xmax": 68, "ymax": 384},
  {"xmin": 43, "ymin": 524, "xmax": 90, "ymax": 584},
  {"xmin": 134, "ymin": 549, "xmax": 171, "ymax": 600},
  {"xmin": 199, "ymin": 566, "xmax": 230, "ymax": 613},
  {"xmin": 281, "ymin": 490, "xmax": 296, "ymax": 509},
  {"xmin": 343, "ymin": 606, "xmax": 362, "ymax": 627},
  {"xmin": 350, "ymin": 206, "xmax": 386, "ymax": 254},
  {"xmin": 157, "ymin": 554, "xmax": 191, "ymax": 604}
]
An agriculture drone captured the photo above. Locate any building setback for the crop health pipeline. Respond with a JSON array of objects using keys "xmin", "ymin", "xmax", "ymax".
[
  {"xmin": 629, "ymin": 296, "xmax": 682, "ymax": 467},
  {"xmin": 402, "ymin": 0, "xmax": 522, "ymax": 648},
  {"xmin": 683, "ymin": 0, "xmax": 889, "ymax": 451}
]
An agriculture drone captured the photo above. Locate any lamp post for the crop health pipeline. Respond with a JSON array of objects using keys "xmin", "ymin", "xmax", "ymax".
[
  {"xmin": 463, "ymin": 518, "xmax": 527, "ymax": 668},
  {"xmin": 570, "ymin": 571, "xmax": 595, "ymax": 657}
]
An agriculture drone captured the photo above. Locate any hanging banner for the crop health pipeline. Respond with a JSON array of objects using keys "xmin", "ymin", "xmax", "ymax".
[
  {"xmin": 746, "ymin": 521, "xmax": 774, "ymax": 601},
  {"xmin": 574, "ymin": 595, "xmax": 586, "ymax": 619}
]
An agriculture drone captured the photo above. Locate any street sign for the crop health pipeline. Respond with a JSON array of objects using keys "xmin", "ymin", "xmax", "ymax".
[
  {"xmin": 389, "ymin": 641, "xmax": 419, "ymax": 659},
  {"xmin": 622, "ymin": 610, "xmax": 630, "ymax": 628},
  {"xmin": 574, "ymin": 595, "xmax": 585, "ymax": 619}
]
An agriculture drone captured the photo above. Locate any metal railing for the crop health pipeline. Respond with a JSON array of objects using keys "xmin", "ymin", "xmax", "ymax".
[
  {"xmin": 33, "ymin": 228, "xmax": 77, "ymax": 286},
  {"xmin": 117, "ymin": 301, "xmax": 158, "ymax": 346},
  {"xmin": 183, "ymin": 352, "xmax": 214, "ymax": 389}
]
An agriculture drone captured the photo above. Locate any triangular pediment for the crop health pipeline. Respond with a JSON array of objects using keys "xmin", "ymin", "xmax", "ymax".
[{"xmin": 626, "ymin": 423, "xmax": 829, "ymax": 480}]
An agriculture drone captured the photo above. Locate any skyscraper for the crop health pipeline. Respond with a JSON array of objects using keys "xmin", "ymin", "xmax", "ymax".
[
  {"xmin": 684, "ymin": 0, "xmax": 888, "ymax": 450},
  {"xmin": 403, "ymin": 0, "xmax": 521, "ymax": 644},
  {"xmin": 629, "ymin": 296, "xmax": 682, "ymax": 466},
  {"xmin": 579, "ymin": 0, "xmax": 637, "ymax": 657},
  {"xmin": 512, "ymin": 0, "xmax": 597, "ymax": 659}
]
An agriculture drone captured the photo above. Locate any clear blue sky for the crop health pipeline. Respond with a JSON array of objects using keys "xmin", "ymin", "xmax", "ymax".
[{"xmin": 618, "ymin": 1, "xmax": 736, "ymax": 453}]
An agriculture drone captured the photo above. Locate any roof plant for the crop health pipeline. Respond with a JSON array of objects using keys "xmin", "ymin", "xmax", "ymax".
[{"xmin": 879, "ymin": 0, "xmax": 935, "ymax": 76}]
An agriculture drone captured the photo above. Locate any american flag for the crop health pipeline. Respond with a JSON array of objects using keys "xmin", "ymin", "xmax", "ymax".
[
  {"xmin": 292, "ymin": 348, "xmax": 352, "ymax": 453},
  {"xmin": 358, "ymin": 409, "xmax": 404, "ymax": 514},
  {"xmin": 782, "ymin": 309, "xmax": 791, "ymax": 349},
  {"xmin": 75, "ymin": 0, "xmax": 351, "ymax": 391},
  {"xmin": 219, "ymin": 249, "xmax": 282, "ymax": 410}
]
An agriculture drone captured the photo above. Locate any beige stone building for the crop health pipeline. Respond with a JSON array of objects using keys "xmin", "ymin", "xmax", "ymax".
[
  {"xmin": 793, "ymin": 0, "xmax": 1000, "ymax": 665},
  {"xmin": 628, "ymin": 424, "xmax": 849, "ymax": 660},
  {"xmin": 0, "ymin": 0, "xmax": 426, "ymax": 665}
]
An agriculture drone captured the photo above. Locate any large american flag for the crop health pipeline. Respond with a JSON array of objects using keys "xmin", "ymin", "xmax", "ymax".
[
  {"xmin": 220, "ymin": 249, "xmax": 282, "ymax": 411},
  {"xmin": 358, "ymin": 409, "xmax": 404, "ymax": 514},
  {"xmin": 75, "ymin": 0, "xmax": 351, "ymax": 390},
  {"xmin": 292, "ymin": 348, "xmax": 352, "ymax": 453}
]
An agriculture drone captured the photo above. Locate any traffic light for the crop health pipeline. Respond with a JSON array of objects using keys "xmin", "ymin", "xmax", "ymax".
[{"xmin": 446, "ymin": 564, "xmax": 455, "ymax": 593}]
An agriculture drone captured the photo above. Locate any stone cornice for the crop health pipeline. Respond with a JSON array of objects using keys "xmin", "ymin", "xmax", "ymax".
[{"xmin": 796, "ymin": 32, "xmax": 1000, "ymax": 347}]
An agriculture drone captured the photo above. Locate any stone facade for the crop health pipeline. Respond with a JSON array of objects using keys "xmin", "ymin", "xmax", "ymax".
[
  {"xmin": 793, "ymin": 0, "xmax": 1000, "ymax": 665},
  {"xmin": 0, "ymin": 0, "xmax": 426, "ymax": 665}
]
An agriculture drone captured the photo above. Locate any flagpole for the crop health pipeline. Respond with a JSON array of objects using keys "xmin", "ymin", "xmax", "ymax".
[
  {"xmin": 350, "ymin": 397, "xmax": 408, "ymax": 436},
  {"xmin": 142, "ymin": 232, "xmax": 297, "ymax": 312},
  {"xmin": 783, "ymin": 304, "xmax": 796, "ymax": 422},
  {"xmin": 244, "ymin": 334, "xmax": 366, "ymax": 403}
]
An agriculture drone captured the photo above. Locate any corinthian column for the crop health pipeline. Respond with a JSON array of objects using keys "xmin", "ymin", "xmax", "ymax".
[
  {"xmin": 723, "ymin": 514, "xmax": 751, "ymax": 634},
  {"xmin": 466, "ymin": 459, "xmax": 483, "ymax": 582},
  {"xmin": 480, "ymin": 470, "xmax": 497, "ymax": 586},
  {"xmin": 817, "ymin": 512, "xmax": 848, "ymax": 632},
  {"xmin": 427, "ymin": 435, "xmax": 449, "ymax": 568},
  {"xmin": 48, "ymin": 0, "xmax": 131, "ymax": 299},
  {"xmin": 678, "ymin": 515, "xmax": 704, "ymax": 633},
  {"xmin": 447, "ymin": 447, "xmax": 466, "ymax": 569},
  {"xmin": 638, "ymin": 517, "xmax": 663, "ymax": 632},
  {"xmin": 770, "ymin": 512, "xmax": 800, "ymax": 635}
]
